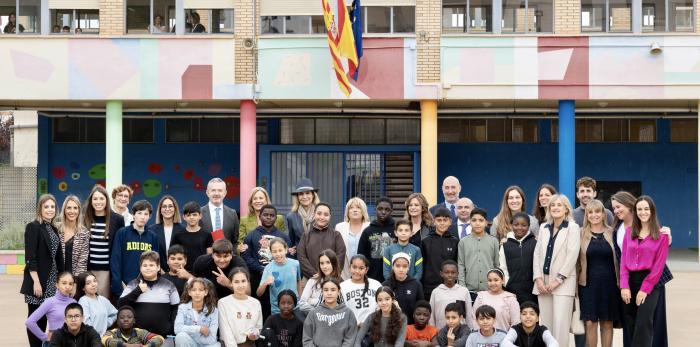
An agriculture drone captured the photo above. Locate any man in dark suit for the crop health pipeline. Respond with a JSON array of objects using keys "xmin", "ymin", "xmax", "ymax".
[
  {"xmin": 199, "ymin": 177, "xmax": 240, "ymax": 247},
  {"xmin": 429, "ymin": 176, "xmax": 461, "ymax": 221}
]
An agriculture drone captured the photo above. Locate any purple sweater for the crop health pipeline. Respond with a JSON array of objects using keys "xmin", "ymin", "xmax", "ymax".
[
  {"xmin": 620, "ymin": 229, "xmax": 669, "ymax": 294},
  {"xmin": 25, "ymin": 291, "xmax": 76, "ymax": 341}
]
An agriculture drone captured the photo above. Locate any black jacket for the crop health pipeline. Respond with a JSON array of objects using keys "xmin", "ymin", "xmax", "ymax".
[
  {"xmin": 383, "ymin": 276, "xmax": 423, "ymax": 324},
  {"xmin": 147, "ymin": 222, "xmax": 186, "ymax": 270},
  {"xmin": 502, "ymin": 232, "xmax": 538, "ymax": 304},
  {"xmin": 193, "ymin": 253, "xmax": 248, "ymax": 299},
  {"xmin": 21, "ymin": 220, "xmax": 64, "ymax": 296},
  {"xmin": 357, "ymin": 218, "xmax": 396, "ymax": 282},
  {"xmin": 49, "ymin": 323, "xmax": 101, "ymax": 347},
  {"xmin": 512, "ymin": 323, "xmax": 549, "ymax": 347},
  {"xmin": 420, "ymin": 229, "xmax": 458, "ymax": 299}
]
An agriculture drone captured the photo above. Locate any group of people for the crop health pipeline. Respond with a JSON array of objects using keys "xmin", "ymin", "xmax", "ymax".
[{"xmin": 20, "ymin": 175, "xmax": 670, "ymax": 347}]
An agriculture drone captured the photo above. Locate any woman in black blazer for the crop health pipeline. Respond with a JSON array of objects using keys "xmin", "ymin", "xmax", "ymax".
[
  {"xmin": 20, "ymin": 194, "xmax": 64, "ymax": 347},
  {"xmin": 147, "ymin": 195, "xmax": 185, "ymax": 271}
]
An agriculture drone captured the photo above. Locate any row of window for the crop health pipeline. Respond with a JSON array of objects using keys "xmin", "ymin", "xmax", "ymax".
[
  {"xmin": 52, "ymin": 117, "xmax": 698, "ymax": 144},
  {"xmin": 260, "ymin": 7, "xmax": 415, "ymax": 35}
]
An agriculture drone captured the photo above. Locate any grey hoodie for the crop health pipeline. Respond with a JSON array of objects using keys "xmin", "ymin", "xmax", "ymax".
[{"xmin": 303, "ymin": 302, "xmax": 358, "ymax": 347}]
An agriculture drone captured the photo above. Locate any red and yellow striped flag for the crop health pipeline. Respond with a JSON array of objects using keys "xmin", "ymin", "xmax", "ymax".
[{"xmin": 322, "ymin": 0, "xmax": 359, "ymax": 96}]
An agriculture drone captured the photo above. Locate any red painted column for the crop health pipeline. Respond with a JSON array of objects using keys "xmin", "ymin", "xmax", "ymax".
[{"xmin": 239, "ymin": 100, "xmax": 257, "ymax": 217}]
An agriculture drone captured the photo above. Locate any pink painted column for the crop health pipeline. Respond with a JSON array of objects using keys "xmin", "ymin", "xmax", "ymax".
[{"xmin": 239, "ymin": 100, "xmax": 257, "ymax": 217}]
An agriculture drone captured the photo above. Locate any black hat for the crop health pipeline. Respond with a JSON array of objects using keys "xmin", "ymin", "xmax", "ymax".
[{"xmin": 292, "ymin": 178, "xmax": 318, "ymax": 195}]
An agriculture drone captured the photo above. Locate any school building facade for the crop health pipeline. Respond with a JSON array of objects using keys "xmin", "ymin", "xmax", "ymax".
[{"xmin": 1, "ymin": 0, "xmax": 698, "ymax": 249}]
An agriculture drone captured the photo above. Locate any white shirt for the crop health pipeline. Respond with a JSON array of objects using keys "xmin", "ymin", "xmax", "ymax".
[
  {"xmin": 164, "ymin": 225, "xmax": 173, "ymax": 250},
  {"xmin": 616, "ymin": 223, "xmax": 626, "ymax": 250},
  {"xmin": 208, "ymin": 202, "xmax": 224, "ymax": 231}
]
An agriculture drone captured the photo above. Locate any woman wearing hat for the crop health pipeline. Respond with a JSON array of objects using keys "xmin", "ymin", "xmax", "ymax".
[{"xmin": 285, "ymin": 178, "xmax": 320, "ymax": 256}]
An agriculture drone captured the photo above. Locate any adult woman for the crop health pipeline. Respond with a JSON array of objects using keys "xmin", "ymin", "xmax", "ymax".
[
  {"xmin": 56, "ymin": 195, "xmax": 90, "ymax": 276},
  {"xmin": 620, "ymin": 196, "xmax": 669, "ymax": 347},
  {"xmin": 578, "ymin": 199, "xmax": 621, "ymax": 347},
  {"xmin": 404, "ymin": 192, "xmax": 434, "ymax": 247},
  {"xmin": 111, "ymin": 184, "xmax": 133, "ymax": 226},
  {"xmin": 335, "ymin": 197, "xmax": 370, "ymax": 279},
  {"xmin": 21, "ymin": 194, "xmax": 63, "ymax": 347},
  {"xmin": 3, "ymin": 12, "xmax": 24, "ymax": 33},
  {"xmin": 148, "ymin": 195, "xmax": 185, "ymax": 269},
  {"xmin": 532, "ymin": 194, "xmax": 580, "ymax": 346},
  {"xmin": 532, "ymin": 184, "xmax": 557, "ymax": 226},
  {"xmin": 297, "ymin": 203, "xmax": 347, "ymax": 279},
  {"xmin": 84, "ymin": 185, "xmax": 125, "ymax": 297},
  {"xmin": 286, "ymin": 178, "xmax": 320, "ymax": 255},
  {"xmin": 150, "ymin": 14, "xmax": 168, "ymax": 33},
  {"xmin": 238, "ymin": 187, "xmax": 286, "ymax": 253},
  {"xmin": 491, "ymin": 186, "xmax": 539, "ymax": 241}
]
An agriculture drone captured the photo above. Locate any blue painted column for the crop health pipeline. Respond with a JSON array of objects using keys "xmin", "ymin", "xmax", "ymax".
[{"xmin": 558, "ymin": 100, "xmax": 575, "ymax": 203}]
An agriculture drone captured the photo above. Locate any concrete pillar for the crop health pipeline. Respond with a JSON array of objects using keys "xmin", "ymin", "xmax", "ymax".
[
  {"xmin": 105, "ymin": 101, "xmax": 123, "ymax": 194},
  {"xmin": 558, "ymin": 100, "xmax": 575, "ymax": 203},
  {"xmin": 239, "ymin": 100, "xmax": 257, "ymax": 217},
  {"xmin": 420, "ymin": 100, "xmax": 438, "ymax": 206}
]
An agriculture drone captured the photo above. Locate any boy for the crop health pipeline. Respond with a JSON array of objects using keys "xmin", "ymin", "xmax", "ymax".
[
  {"xmin": 49, "ymin": 303, "xmax": 101, "ymax": 346},
  {"xmin": 457, "ymin": 208, "xmax": 499, "ymax": 302},
  {"xmin": 383, "ymin": 219, "xmax": 423, "ymax": 280},
  {"xmin": 117, "ymin": 251, "xmax": 180, "ymax": 338},
  {"xmin": 406, "ymin": 300, "xmax": 438, "ymax": 347},
  {"xmin": 193, "ymin": 238, "xmax": 248, "ymax": 300},
  {"xmin": 102, "ymin": 306, "xmax": 165, "ymax": 347},
  {"xmin": 171, "ymin": 201, "xmax": 213, "ymax": 272},
  {"xmin": 502, "ymin": 302, "xmax": 559, "ymax": 347},
  {"xmin": 430, "ymin": 260, "xmax": 473, "ymax": 330},
  {"xmin": 437, "ymin": 302, "xmax": 470, "ymax": 347},
  {"xmin": 358, "ymin": 197, "xmax": 396, "ymax": 282},
  {"xmin": 464, "ymin": 305, "xmax": 507, "ymax": 347},
  {"xmin": 110, "ymin": 200, "xmax": 160, "ymax": 297},
  {"xmin": 421, "ymin": 207, "xmax": 459, "ymax": 300},
  {"xmin": 161, "ymin": 244, "xmax": 192, "ymax": 295}
]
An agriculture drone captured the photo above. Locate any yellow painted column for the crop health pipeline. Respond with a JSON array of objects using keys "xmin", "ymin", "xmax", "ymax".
[{"xmin": 420, "ymin": 100, "xmax": 438, "ymax": 206}]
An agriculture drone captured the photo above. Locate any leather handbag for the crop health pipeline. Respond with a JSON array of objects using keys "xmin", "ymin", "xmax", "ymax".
[{"xmin": 570, "ymin": 295, "xmax": 585, "ymax": 335}]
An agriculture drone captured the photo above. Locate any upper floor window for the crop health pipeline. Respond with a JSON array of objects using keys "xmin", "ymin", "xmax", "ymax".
[
  {"xmin": 642, "ymin": 0, "xmax": 694, "ymax": 32},
  {"xmin": 581, "ymin": 0, "xmax": 632, "ymax": 32},
  {"xmin": 261, "ymin": 15, "xmax": 326, "ymax": 34},
  {"xmin": 502, "ymin": 0, "xmax": 554, "ymax": 33},
  {"xmin": 126, "ymin": 0, "xmax": 175, "ymax": 34},
  {"xmin": 1, "ymin": 0, "xmax": 41, "ymax": 34},
  {"xmin": 442, "ymin": 0, "xmax": 493, "ymax": 33},
  {"xmin": 50, "ymin": 9, "xmax": 99, "ymax": 34},
  {"xmin": 183, "ymin": 0, "xmax": 234, "ymax": 34},
  {"xmin": 364, "ymin": 6, "xmax": 415, "ymax": 33}
]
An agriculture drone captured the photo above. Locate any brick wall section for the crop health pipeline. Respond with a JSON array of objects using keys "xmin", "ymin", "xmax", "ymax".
[
  {"xmin": 99, "ymin": 0, "xmax": 124, "ymax": 36},
  {"xmin": 555, "ymin": 0, "xmax": 580, "ymax": 34},
  {"xmin": 416, "ymin": 0, "xmax": 441, "ymax": 83},
  {"xmin": 234, "ymin": 0, "xmax": 258, "ymax": 84}
]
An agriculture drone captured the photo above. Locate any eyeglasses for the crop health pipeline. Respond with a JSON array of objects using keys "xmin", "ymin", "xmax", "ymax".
[{"xmin": 66, "ymin": 314, "xmax": 82, "ymax": 321}]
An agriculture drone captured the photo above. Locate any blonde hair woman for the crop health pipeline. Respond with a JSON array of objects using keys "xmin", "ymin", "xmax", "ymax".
[
  {"xmin": 238, "ymin": 187, "xmax": 286, "ymax": 253},
  {"xmin": 491, "ymin": 186, "xmax": 539, "ymax": 241},
  {"xmin": 403, "ymin": 192, "xmax": 434, "ymax": 246},
  {"xmin": 56, "ymin": 195, "xmax": 90, "ymax": 276},
  {"xmin": 285, "ymin": 178, "xmax": 320, "ymax": 255},
  {"xmin": 335, "ymin": 197, "xmax": 370, "ymax": 278}
]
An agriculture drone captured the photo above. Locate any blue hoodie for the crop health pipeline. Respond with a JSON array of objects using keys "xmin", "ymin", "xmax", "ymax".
[
  {"xmin": 241, "ymin": 226, "xmax": 291, "ymax": 275},
  {"xmin": 110, "ymin": 225, "xmax": 160, "ymax": 296}
]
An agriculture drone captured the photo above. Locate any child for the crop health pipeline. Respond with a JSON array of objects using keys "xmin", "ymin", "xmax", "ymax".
[
  {"xmin": 76, "ymin": 271, "xmax": 117, "ymax": 335},
  {"xmin": 302, "ymin": 278, "xmax": 358, "ymax": 347},
  {"xmin": 429, "ymin": 260, "xmax": 472, "ymax": 330},
  {"xmin": 436, "ymin": 303, "xmax": 470, "ymax": 347},
  {"xmin": 300, "ymin": 249, "xmax": 343, "ymax": 312},
  {"xmin": 118, "ymin": 251, "xmax": 180, "ymax": 338},
  {"xmin": 175, "ymin": 277, "xmax": 220, "ymax": 347},
  {"xmin": 421, "ymin": 207, "xmax": 459, "ymax": 300},
  {"xmin": 457, "ymin": 208, "xmax": 499, "ymax": 302},
  {"xmin": 383, "ymin": 252, "xmax": 423, "ymax": 324},
  {"xmin": 193, "ymin": 239, "xmax": 248, "ymax": 300},
  {"xmin": 48, "ymin": 303, "xmax": 102, "ymax": 345},
  {"xmin": 471, "ymin": 269, "xmax": 520, "ymax": 332},
  {"xmin": 257, "ymin": 237, "xmax": 302, "ymax": 314},
  {"xmin": 110, "ymin": 200, "xmax": 161, "ymax": 297},
  {"xmin": 502, "ymin": 302, "xmax": 559, "ymax": 347},
  {"xmin": 161, "ymin": 245, "xmax": 193, "ymax": 295},
  {"xmin": 219, "ymin": 267, "xmax": 263, "ymax": 347},
  {"xmin": 102, "ymin": 305, "xmax": 165, "ymax": 346},
  {"xmin": 171, "ymin": 201, "xmax": 214, "ymax": 272},
  {"xmin": 26, "ymin": 272, "xmax": 77, "ymax": 344},
  {"xmin": 405, "ymin": 300, "xmax": 439, "ymax": 347},
  {"xmin": 499, "ymin": 212, "xmax": 538, "ymax": 305},
  {"xmin": 341, "ymin": 254, "xmax": 382, "ymax": 325},
  {"xmin": 383, "ymin": 219, "xmax": 423, "ymax": 281},
  {"xmin": 465, "ymin": 305, "xmax": 507, "ymax": 347},
  {"xmin": 358, "ymin": 197, "xmax": 396, "ymax": 282},
  {"xmin": 356, "ymin": 286, "xmax": 408, "ymax": 347},
  {"xmin": 261, "ymin": 290, "xmax": 304, "ymax": 347}
]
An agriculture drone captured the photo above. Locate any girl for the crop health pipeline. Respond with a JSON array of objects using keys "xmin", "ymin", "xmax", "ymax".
[
  {"xmin": 355, "ymin": 286, "xmax": 408, "ymax": 347},
  {"xmin": 499, "ymin": 212, "xmax": 538, "ymax": 305},
  {"xmin": 532, "ymin": 194, "xmax": 580, "ymax": 346},
  {"xmin": 175, "ymin": 277, "xmax": 220, "ymax": 347},
  {"xmin": 578, "ymin": 199, "xmax": 621, "ymax": 347},
  {"xmin": 297, "ymin": 203, "xmax": 347, "ymax": 279},
  {"xmin": 341, "ymin": 255, "xmax": 382, "ymax": 325},
  {"xmin": 76, "ymin": 271, "xmax": 117, "ymax": 335},
  {"xmin": 491, "ymin": 186, "xmax": 539, "ymax": 241},
  {"xmin": 84, "ymin": 184, "xmax": 125, "ymax": 297},
  {"xmin": 286, "ymin": 178, "xmax": 320, "ymax": 255},
  {"xmin": 238, "ymin": 187, "xmax": 287, "ymax": 253},
  {"xmin": 471, "ymin": 269, "xmax": 520, "ymax": 331},
  {"xmin": 300, "ymin": 249, "xmax": 343, "ymax": 312},
  {"xmin": 57, "ymin": 195, "xmax": 89, "ymax": 276},
  {"xmin": 261, "ymin": 290, "xmax": 304, "ymax": 347},
  {"xmin": 302, "ymin": 278, "xmax": 358, "ymax": 347},
  {"xmin": 149, "ymin": 195, "xmax": 185, "ymax": 256},
  {"xmin": 21, "ymin": 194, "xmax": 63, "ymax": 347},
  {"xmin": 532, "ymin": 184, "xmax": 557, "ymax": 226},
  {"xmin": 382, "ymin": 253, "xmax": 423, "ymax": 324},
  {"xmin": 25, "ymin": 272, "xmax": 76, "ymax": 344},
  {"xmin": 257, "ymin": 238, "xmax": 303, "ymax": 314},
  {"xmin": 620, "ymin": 196, "xmax": 669, "ymax": 347},
  {"xmin": 404, "ymin": 192, "xmax": 435, "ymax": 247},
  {"xmin": 336, "ymin": 197, "xmax": 371, "ymax": 279},
  {"xmin": 219, "ymin": 268, "xmax": 261, "ymax": 347}
]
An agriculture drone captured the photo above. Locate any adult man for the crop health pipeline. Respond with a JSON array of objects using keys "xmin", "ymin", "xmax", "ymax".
[
  {"xmin": 200, "ymin": 177, "xmax": 240, "ymax": 245},
  {"xmin": 429, "ymin": 176, "xmax": 461, "ymax": 221},
  {"xmin": 572, "ymin": 176, "xmax": 614, "ymax": 227},
  {"xmin": 450, "ymin": 197, "xmax": 475, "ymax": 239},
  {"xmin": 48, "ymin": 303, "xmax": 101, "ymax": 346}
]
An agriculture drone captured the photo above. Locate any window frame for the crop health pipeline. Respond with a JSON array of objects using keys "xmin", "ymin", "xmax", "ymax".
[
  {"xmin": 551, "ymin": 117, "xmax": 658, "ymax": 143},
  {"xmin": 165, "ymin": 117, "xmax": 240, "ymax": 143},
  {"xmin": 438, "ymin": 118, "xmax": 539, "ymax": 143},
  {"xmin": 363, "ymin": 5, "xmax": 415, "ymax": 34}
]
